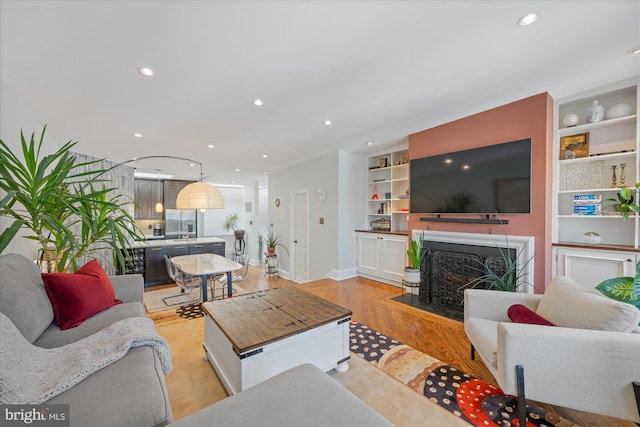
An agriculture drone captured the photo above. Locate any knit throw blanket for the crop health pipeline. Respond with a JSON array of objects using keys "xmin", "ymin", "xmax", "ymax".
[{"xmin": 0, "ymin": 311, "xmax": 172, "ymax": 404}]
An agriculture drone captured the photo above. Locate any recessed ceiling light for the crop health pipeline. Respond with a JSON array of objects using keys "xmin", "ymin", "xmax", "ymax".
[
  {"xmin": 365, "ymin": 141, "xmax": 375, "ymax": 146},
  {"xmin": 628, "ymin": 45, "xmax": 640, "ymax": 55},
  {"xmin": 262, "ymin": 154, "xmax": 269, "ymax": 158},
  {"xmin": 323, "ymin": 120, "xmax": 332, "ymax": 126},
  {"xmin": 208, "ymin": 144, "xmax": 215, "ymax": 148},
  {"xmin": 517, "ymin": 12, "xmax": 539, "ymax": 26},
  {"xmin": 138, "ymin": 67, "xmax": 155, "ymax": 77},
  {"xmin": 253, "ymin": 99, "xmax": 263, "ymax": 106},
  {"xmin": 189, "ymin": 163, "xmax": 195, "ymax": 167},
  {"xmin": 133, "ymin": 133, "xmax": 143, "ymax": 138},
  {"xmin": 235, "ymin": 169, "xmax": 240, "ymax": 172},
  {"xmin": 231, "ymin": 181, "xmax": 236, "ymax": 184}
]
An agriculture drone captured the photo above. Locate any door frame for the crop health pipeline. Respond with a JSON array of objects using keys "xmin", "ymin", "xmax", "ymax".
[{"xmin": 289, "ymin": 189, "xmax": 309, "ymax": 283}]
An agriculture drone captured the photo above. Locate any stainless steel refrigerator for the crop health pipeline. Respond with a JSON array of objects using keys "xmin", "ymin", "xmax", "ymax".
[{"xmin": 164, "ymin": 209, "xmax": 197, "ymax": 240}]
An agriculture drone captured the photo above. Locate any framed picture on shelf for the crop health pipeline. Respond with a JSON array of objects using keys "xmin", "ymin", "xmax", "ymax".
[{"xmin": 559, "ymin": 132, "xmax": 589, "ymax": 160}]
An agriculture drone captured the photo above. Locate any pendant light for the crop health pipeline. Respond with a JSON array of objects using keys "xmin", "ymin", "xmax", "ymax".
[
  {"xmin": 176, "ymin": 164, "xmax": 225, "ymax": 210},
  {"xmin": 155, "ymin": 169, "xmax": 163, "ymax": 213}
]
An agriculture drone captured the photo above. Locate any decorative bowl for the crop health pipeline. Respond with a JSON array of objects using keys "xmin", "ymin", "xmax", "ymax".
[
  {"xmin": 582, "ymin": 232, "xmax": 602, "ymax": 244},
  {"xmin": 606, "ymin": 103, "xmax": 632, "ymax": 120}
]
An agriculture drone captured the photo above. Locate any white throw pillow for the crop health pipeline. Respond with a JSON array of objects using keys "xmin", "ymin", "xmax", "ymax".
[{"xmin": 536, "ymin": 276, "xmax": 640, "ymax": 333}]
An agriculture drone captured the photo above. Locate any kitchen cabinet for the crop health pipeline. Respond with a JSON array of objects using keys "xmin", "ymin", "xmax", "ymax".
[
  {"xmin": 553, "ymin": 244, "xmax": 639, "ymax": 291},
  {"xmin": 356, "ymin": 231, "xmax": 407, "ymax": 286},
  {"xmin": 140, "ymin": 240, "xmax": 226, "ymax": 287},
  {"xmin": 145, "ymin": 244, "xmax": 190, "ymax": 286},
  {"xmin": 163, "ymin": 180, "xmax": 194, "ymax": 209},
  {"xmin": 134, "ymin": 179, "xmax": 163, "ymax": 220},
  {"xmin": 189, "ymin": 242, "xmax": 224, "ymax": 256}
]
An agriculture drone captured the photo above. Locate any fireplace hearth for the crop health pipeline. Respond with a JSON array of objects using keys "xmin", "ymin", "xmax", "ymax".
[{"xmin": 393, "ymin": 231, "xmax": 534, "ymax": 322}]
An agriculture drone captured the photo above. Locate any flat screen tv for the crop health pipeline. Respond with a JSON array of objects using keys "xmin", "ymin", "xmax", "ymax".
[{"xmin": 410, "ymin": 138, "xmax": 531, "ymax": 214}]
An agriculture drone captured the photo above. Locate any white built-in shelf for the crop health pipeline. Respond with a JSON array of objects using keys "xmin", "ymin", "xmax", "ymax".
[{"xmin": 558, "ymin": 115, "xmax": 636, "ymax": 136}]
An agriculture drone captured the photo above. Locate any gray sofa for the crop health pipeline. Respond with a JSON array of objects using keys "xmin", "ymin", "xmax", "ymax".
[
  {"xmin": 0, "ymin": 253, "xmax": 173, "ymax": 427},
  {"xmin": 1, "ymin": 253, "xmax": 392, "ymax": 427}
]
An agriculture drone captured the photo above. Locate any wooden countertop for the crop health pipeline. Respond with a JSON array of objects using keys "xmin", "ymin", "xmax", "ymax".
[
  {"xmin": 355, "ymin": 229, "xmax": 408, "ymax": 236},
  {"xmin": 553, "ymin": 242, "xmax": 640, "ymax": 253}
]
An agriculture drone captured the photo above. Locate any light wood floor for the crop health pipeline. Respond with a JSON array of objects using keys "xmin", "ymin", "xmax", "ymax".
[{"xmin": 148, "ymin": 265, "xmax": 634, "ymax": 426}]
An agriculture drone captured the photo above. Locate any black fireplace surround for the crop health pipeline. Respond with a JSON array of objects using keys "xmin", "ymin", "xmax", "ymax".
[{"xmin": 417, "ymin": 241, "xmax": 515, "ymax": 320}]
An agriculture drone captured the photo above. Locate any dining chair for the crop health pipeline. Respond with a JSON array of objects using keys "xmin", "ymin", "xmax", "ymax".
[
  {"xmin": 208, "ymin": 254, "xmax": 250, "ymax": 300},
  {"xmin": 162, "ymin": 255, "xmax": 202, "ymax": 305}
]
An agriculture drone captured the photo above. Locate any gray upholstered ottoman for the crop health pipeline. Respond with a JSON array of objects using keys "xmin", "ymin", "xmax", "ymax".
[{"xmin": 168, "ymin": 363, "xmax": 392, "ymax": 427}]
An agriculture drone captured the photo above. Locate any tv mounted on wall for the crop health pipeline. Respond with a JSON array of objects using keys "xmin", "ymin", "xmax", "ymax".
[{"xmin": 410, "ymin": 138, "xmax": 532, "ymax": 214}]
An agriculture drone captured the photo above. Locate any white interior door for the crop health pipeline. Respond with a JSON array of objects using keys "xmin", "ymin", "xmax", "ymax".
[{"xmin": 291, "ymin": 191, "xmax": 309, "ymax": 282}]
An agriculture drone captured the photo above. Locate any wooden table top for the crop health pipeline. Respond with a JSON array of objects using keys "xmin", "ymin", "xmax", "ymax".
[{"xmin": 202, "ymin": 287, "xmax": 352, "ymax": 355}]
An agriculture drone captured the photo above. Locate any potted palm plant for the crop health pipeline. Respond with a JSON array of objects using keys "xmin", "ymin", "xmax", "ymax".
[
  {"xmin": 405, "ymin": 232, "xmax": 425, "ymax": 283},
  {"xmin": 0, "ymin": 126, "xmax": 143, "ymax": 272}
]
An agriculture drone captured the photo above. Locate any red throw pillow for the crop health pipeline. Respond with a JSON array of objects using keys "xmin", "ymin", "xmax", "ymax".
[
  {"xmin": 507, "ymin": 304, "xmax": 555, "ymax": 326},
  {"xmin": 42, "ymin": 260, "xmax": 122, "ymax": 330}
]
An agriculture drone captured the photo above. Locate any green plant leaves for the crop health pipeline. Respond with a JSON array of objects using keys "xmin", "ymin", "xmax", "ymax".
[
  {"xmin": 595, "ymin": 260, "xmax": 640, "ymax": 308},
  {"xmin": 0, "ymin": 126, "xmax": 143, "ymax": 271},
  {"xmin": 406, "ymin": 232, "xmax": 424, "ymax": 269}
]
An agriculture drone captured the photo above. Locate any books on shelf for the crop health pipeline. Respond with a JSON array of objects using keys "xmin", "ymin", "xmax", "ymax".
[{"xmin": 572, "ymin": 194, "xmax": 602, "ymax": 216}]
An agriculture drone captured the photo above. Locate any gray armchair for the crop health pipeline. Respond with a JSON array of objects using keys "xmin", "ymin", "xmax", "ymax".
[{"xmin": 464, "ymin": 276, "xmax": 640, "ymax": 424}]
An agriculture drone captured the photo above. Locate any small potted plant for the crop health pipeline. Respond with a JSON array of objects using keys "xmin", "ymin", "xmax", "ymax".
[
  {"xmin": 606, "ymin": 183, "xmax": 640, "ymax": 220},
  {"xmin": 405, "ymin": 232, "xmax": 425, "ymax": 283},
  {"xmin": 266, "ymin": 227, "xmax": 288, "ymax": 256}
]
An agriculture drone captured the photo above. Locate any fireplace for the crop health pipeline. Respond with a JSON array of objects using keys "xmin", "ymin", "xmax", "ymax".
[{"xmin": 409, "ymin": 231, "xmax": 534, "ymax": 321}]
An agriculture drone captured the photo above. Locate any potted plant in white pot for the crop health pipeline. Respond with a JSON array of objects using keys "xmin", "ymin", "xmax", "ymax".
[{"xmin": 405, "ymin": 232, "xmax": 425, "ymax": 283}]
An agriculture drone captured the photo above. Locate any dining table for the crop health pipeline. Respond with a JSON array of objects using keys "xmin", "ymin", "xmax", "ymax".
[{"xmin": 170, "ymin": 253, "xmax": 243, "ymax": 302}]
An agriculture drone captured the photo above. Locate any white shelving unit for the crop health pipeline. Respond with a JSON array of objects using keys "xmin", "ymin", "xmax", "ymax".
[
  {"xmin": 553, "ymin": 77, "xmax": 639, "ymax": 250},
  {"xmin": 366, "ymin": 148, "xmax": 410, "ymax": 232}
]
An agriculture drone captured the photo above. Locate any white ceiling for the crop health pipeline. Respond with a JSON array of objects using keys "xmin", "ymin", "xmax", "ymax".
[{"xmin": 1, "ymin": 1, "xmax": 639, "ymax": 186}]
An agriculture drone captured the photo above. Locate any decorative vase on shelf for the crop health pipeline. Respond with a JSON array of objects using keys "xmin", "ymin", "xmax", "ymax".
[{"xmin": 585, "ymin": 100, "xmax": 604, "ymax": 123}]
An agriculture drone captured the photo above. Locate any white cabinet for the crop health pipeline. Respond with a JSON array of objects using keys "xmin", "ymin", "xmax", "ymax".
[
  {"xmin": 553, "ymin": 245, "xmax": 638, "ymax": 291},
  {"xmin": 355, "ymin": 232, "xmax": 407, "ymax": 286},
  {"xmin": 554, "ymin": 76, "xmax": 639, "ymax": 250},
  {"xmin": 366, "ymin": 149, "xmax": 409, "ymax": 232}
]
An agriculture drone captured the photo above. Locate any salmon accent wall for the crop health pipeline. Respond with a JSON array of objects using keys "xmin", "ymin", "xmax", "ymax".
[{"xmin": 408, "ymin": 93, "xmax": 554, "ymax": 292}]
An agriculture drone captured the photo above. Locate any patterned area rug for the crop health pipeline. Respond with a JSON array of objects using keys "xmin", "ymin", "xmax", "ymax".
[
  {"xmin": 144, "ymin": 287, "xmax": 201, "ymax": 314},
  {"xmin": 349, "ymin": 322, "xmax": 571, "ymax": 427},
  {"xmin": 144, "ymin": 285, "xmax": 249, "ymax": 317}
]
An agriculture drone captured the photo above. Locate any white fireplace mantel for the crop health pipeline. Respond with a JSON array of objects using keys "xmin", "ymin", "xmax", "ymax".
[{"xmin": 412, "ymin": 230, "xmax": 535, "ymax": 293}]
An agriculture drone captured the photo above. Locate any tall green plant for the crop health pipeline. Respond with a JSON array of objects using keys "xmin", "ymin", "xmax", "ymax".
[
  {"xmin": 0, "ymin": 126, "xmax": 143, "ymax": 272},
  {"xmin": 406, "ymin": 232, "xmax": 425, "ymax": 269}
]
